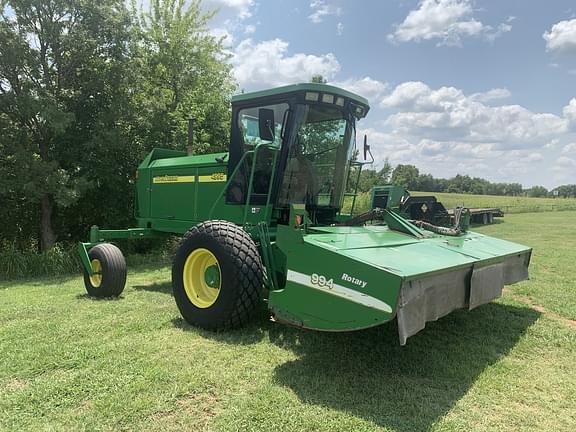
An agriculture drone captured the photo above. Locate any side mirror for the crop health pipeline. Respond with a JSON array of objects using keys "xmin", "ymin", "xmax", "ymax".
[
  {"xmin": 258, "ymin": 108, "xmax": 275, "ymax": 141},
  {"xmin": 363, "ymin": 134, "xmax": 369, "ymax": 160}
]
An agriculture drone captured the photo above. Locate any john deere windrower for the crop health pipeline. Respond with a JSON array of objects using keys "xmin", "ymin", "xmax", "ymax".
[{"xmin": 79, "ymin": 83, "xmax": 531, "ymax": 344}]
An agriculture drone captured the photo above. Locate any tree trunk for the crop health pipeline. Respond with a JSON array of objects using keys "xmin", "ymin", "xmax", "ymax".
[{"xmin": 40, "ymin": 194, "xmax": 57, "ymax": 252}]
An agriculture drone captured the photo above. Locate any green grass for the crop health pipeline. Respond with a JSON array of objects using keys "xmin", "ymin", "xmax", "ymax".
[{"xmin": 1, "ymin": 212, "xmax": 575, "ymax": 431}]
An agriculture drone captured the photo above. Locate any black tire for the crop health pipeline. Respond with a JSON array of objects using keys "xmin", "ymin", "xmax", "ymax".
[
  {"xmin": 172, "ymin": 220, "xmax": 263, "ymax": 330},
  {"xmin": 82, "ymin": 243, "xmax": 127, "ymax": 298}
]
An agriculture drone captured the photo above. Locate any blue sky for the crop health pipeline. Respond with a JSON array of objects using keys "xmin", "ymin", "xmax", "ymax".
[{"xmin": 208, "ymin": 1, "xmax": 576, "ymax": 187}]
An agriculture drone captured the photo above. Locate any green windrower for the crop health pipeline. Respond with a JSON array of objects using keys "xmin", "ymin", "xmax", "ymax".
[{"xmin": 79, "ymin": 83, "xmax": 531, "ymax": 345}]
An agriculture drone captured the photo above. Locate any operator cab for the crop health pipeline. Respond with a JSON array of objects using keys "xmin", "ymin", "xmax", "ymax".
[{"xmin": 226, "ymin": 83, "xmax": 370, "ymax": 225}]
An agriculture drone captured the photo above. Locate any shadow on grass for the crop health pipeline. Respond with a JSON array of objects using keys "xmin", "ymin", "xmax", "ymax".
[
  {"xmin": 75, "ymin": 293, "xmax": 125, "ymax": 301},
  {"xmin": 127, "ymin": 262, "xmax": 171, "ymax": 274},
  {"xmin": 470, "ymin": 218, "xmax": 505, "ymax": 227},
  {"xmin": 171, "ymin": 305, "xmax": 272, "ymax": 345},
  {"xmin": 132, "ymin": 281, "xmax": 173, "ymax": 295},
  {"xmin": 0, "ymin": 274, "xmax": 79, "ymax": 289},
  {"xmin": 267, "ymin": 302, "xmax": 539, "ymax": 432},
  {"xmin": 170, "ymin": 297, "xmax": 539, "ymax": 432}
]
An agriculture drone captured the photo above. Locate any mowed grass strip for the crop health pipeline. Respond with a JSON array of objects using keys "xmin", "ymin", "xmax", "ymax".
[{"xmin": 1, "ymin": 212, "xmax": 575, "ymax": 431}]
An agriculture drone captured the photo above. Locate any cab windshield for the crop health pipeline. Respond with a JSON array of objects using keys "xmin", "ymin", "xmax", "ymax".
[{"xmin": 278, "ymin": 104, "xmax": 354, "ymax": 208}]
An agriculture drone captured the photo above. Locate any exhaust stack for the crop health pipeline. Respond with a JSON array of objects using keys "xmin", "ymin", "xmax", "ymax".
[{"xmin": 187, "ymin": 118, "xmax": 194, "ymax": 155}]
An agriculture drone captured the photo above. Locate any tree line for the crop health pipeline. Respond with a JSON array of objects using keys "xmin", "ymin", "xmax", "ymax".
[
  {"xmin": 1, "ymin": 1, "xmax": 574, "ymax": 255},
  {"xmin": 355, "ymin": 162, "xmax": 576, "ymax": 198},
  {"xmin": 0, "ymin": 0, "xmax": 234, "ymax": 251}
]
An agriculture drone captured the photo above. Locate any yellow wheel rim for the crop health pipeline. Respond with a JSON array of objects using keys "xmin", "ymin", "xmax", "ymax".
[
  {"xmin": 183, "ymin": 248, "xmax": 221, "ymax": 308},
  {"xmin": 89, "ymin": 259, "xmax": 102, "ymax": 288}
]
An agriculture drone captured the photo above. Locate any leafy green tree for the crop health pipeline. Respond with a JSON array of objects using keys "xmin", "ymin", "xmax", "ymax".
[
  {"xmin": 0, "ymin": 0, "xmax": 133, "ymax": 250},
  {"xmin": 527, "ymin": 185, "xmax": 548, "ymax": 197},
  {"xmin": 131, "ymin": 0, "xmax": 235, "ymax": 155},
  {"xmin": 311, "ymin": 75, "xmax": 327, "ymax": 84},
  {"xmin": 0, "ymin": 0, "xmax": 235, "ymax": 252},
  {"xmin": 553, "ymin": 184, "xmax": 576, "ymax": 198},
  {"xmin": 391, "ymin": 164, "xmax": 419, "ymax": 190},
  {"xmin": 354, "ymin": 160, "xmax": 392, "ymax": 192}
]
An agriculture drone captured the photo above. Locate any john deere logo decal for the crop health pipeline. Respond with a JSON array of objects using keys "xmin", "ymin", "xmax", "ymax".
[{"xmin": 153, "ymin": 175, "xmax": 195, "ymax": 184}]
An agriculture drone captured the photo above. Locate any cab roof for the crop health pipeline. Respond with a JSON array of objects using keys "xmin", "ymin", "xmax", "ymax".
[{"xmin": 231, "ymin": 83, "xmax": 370, "ymax": 109}]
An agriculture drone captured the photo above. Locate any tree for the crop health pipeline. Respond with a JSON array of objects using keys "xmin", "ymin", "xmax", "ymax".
[
  {"xmin": 311, "ymin": 74, "xmax": 327, "ymax": 84},
  {"xmin": 527, "ymin": 185, "xmax": 548, "ymax": 198},
  {"xmin": 354, "ymin": 160, "xmax": 392, "ymax": 192},
  {"xmin": 553, "ymin": 184, "xmax": 576, "ymax": 198},
  {"xmin": 0, "ymin": 0, "xmax": 133, "ymax": 250},
  {"xmin": 132, "ymin": 0, "xmax": 235, "ymax": 155},
  {"xmin": 391, "ymin": 164, "xmax": 419, "ymax": 190},
  {"xmin": 0, "ymin": 0, "xmax": 236, "ymax": 252}
]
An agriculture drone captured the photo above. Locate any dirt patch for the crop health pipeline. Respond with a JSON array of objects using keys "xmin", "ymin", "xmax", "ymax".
[
  {"xmin": 4, "ymin": 378, "xmax": 28, "ymax": 392},
  {"xmin": 148, "ymin": 392, "xmax": 220, "ymax": 431},
  {"xmin": 508, "ymin": 293, "xmax": 576, "ymax": 328}
]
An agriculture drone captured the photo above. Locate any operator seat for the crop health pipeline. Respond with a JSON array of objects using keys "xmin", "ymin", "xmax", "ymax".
[{"xmin": 279, "ymin": 153, "xmax": 319, "ymax": 205}]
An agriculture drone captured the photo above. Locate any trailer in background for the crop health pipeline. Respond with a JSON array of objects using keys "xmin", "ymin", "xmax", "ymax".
[
  {"xmin": 448, "ymin": 207, "xmax": 504, "ymax": 225},
  {"xmin": 370, "ymin": 186, "xmax": 504, "ymax": 226}
]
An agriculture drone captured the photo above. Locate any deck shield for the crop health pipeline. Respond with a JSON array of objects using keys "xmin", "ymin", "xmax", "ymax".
[{"xmin": 270, "ymin": 224, "xmax": 531, "ymax": 343}]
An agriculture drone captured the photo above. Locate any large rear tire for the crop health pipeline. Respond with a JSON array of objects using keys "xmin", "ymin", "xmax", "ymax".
[
  {"xmin": 83, "ymin": 243, "xmax": 127, "ymax": 298},
  {"xmin": 172, "ymin": 220, "xmax": 264, "ymax": 330}
]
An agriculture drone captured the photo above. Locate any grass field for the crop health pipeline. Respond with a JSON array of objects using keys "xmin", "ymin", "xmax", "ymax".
[{"xmin": 1, "ymin": 212, "xmax": 575, "ymax": 431}]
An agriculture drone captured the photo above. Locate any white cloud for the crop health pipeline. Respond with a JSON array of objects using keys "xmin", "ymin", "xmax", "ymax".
[
  {"xmin": 231, "ymin": 39, "xmax": 340, "ymax": 89},
  {"xmin": 526, "ymin": 152, "xmax": 544, "ymax": 162},
  {"xmin": 562, "ymin": 142, "xmax": 576, "ymax": 154},
  {"xmin": 331, "ymin": 77, "xmax": 388, "ymax": 103},
  {"xmin": 556, "ymin": 155, "xmax": 576, "ymax": 168},
  {"xmin": 359, "ymin": 81, "xmax": 576, "ymax": 186},
  {"xmin": 381, "ymin": 81, "xmax": 568, "ymax": 148},
  {"xmin": 357, "ymin": 128, "xmax": 415, "ymax": 165},
  {"xmin": 205, "ymin": 0, "xmax": 255, "ymax": 20},
  {"xmin": 203, "ymin": 0, "xmax": 256, "ymax": 46},
  {"xmin": 337, "ymin": 22, "xmax": 344, "ymax": 36},
  {"xmin": 563, "ymin": 98, "xmax": 576, "ymax": 130},
  {"xmin": 543, "ymin": 19, "xmax": 576, "ymax": 54},
  {"xmin": 309, "ymin": 0, "xmax": 342, "ymax": 24},
  {"xmin": 244, "ymin": 24, "xmax": 256, "ymax": 35},
  {"xmin": 388, "ymin": 0, "xmax": 512, "ymax": 47},
  {"xmin": 485, "ymin": 22, "xmax": 513, "ymax": 43},
  {"xmin": 210, "ymin": 26, "xmax": 235, "ymax": 47},
  {"xmin": 470, "ymin": 88, "xmax": 511, "ymax": 103}
]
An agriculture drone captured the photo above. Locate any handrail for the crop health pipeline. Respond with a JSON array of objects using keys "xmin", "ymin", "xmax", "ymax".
[
  {"xmin": 243, "ymin": 143, "xmax": 280, "ymax": 223},
  {"xmin": 208, "ymin": 143, "xmax": 280, "ymax": 222},
  {"xmin": 345, "ymin": 160, "xmax": 364, "ymax": 215}
]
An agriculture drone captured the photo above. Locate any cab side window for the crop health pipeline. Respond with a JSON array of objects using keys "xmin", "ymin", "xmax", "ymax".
[
  {"xmin": 227, "ymin": 103, "xmax": 289, "ymax": 204},
  {"xmin": 238, "ymin": 104, "xmax": 288, "ymax": 149}
]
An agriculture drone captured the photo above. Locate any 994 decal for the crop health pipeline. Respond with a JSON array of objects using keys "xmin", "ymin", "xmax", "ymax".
[
  {"xmin": 310, "ymin": 273, "xmax": 334, "ymax": 289},
  {"xmin": 286, "ymin": 270, "xmax": 393, "ymax": 314}
]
